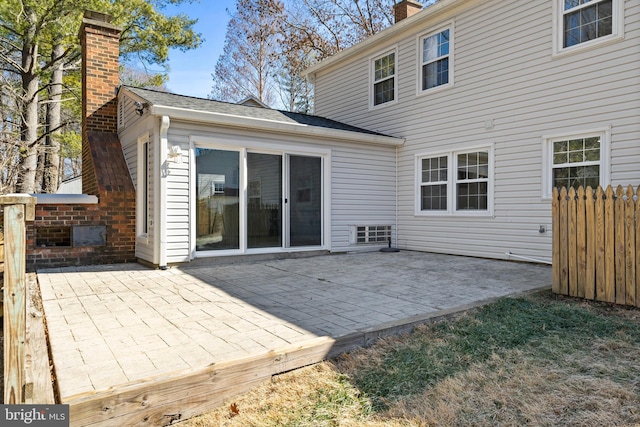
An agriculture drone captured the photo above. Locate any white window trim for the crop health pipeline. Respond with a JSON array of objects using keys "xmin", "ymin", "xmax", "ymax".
[
  {"xmin": 369, "ymin": 46, "xmax": 399, "ymax": 110},
  {"xmin": 416, "ymin": 22, "xmax": 454, "ymax": 96},
  {"xmin": 136, "ymin": 131, "xmax": 150, "ymax": 244},
  {"xmin": 552, "ymin": 0, "xmax": 624, "ymax": 57},
  {"xmin": 415, "ymin": 144, "xmax": 494, "ymax": 217},
  {"xmin": 541, "ymin": 127, "xmax": 611, "ymax": 199}
]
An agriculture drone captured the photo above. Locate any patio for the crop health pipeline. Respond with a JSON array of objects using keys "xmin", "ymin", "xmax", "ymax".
[{"xmin": 37, "ymin": 251, "xmax": 550, "ymax": 426}]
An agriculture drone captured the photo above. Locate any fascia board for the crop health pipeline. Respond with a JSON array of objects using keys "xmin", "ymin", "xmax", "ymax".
[
  {"xmin": 303, "ymin": 0, "xmax": 462, "ymax": 78},
  {"xmin": 149, "ymin": 105, "xmax": 405, "ymax": 147}
]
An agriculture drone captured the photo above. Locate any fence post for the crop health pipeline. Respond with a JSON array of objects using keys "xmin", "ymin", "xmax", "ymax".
[{"xmin": 1, "ymin": 194, "xmax": 35, "ymax": 404}]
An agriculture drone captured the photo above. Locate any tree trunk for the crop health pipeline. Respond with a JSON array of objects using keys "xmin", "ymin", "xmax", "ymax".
[
  {"xmin": 42, "ymin": 43, "xmax": 64, "ymax": 193},
  {"xmin": 16, "ymin": 10, "xmax": 40, "ymax": 194}
]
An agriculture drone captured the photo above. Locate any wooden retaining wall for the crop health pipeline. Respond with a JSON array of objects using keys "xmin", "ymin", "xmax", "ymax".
[{"xmin": 552, "ymin": 185, "xmax": 639, "ymax": 307}]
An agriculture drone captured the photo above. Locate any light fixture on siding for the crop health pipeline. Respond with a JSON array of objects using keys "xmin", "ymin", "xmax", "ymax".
[
  {"xmin": 134, "ymin": 101, "xmax": 149, "ymax": 116},
  {"xmin": 167, "ymin": 145, "xmax": 183, "ymax": 164}
]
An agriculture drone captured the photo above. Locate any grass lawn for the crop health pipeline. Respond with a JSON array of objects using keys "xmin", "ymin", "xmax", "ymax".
[{"xmin": 181, "ymin": 290, "xmax": 640, "ymax": 426}]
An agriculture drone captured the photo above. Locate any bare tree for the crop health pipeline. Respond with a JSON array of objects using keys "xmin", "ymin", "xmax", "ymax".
[{"xmin": 210, "ymin": 0, "xmax": 285, "ymax": 106}]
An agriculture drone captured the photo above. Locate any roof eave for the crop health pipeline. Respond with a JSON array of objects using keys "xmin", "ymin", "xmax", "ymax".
[
  {"xmin": 303, "ymin": 0, "xmax": 461, "ymax": 78},
  {"xmin": 149, "ymin": 105, "xmax": 405, "ymax": 147}
]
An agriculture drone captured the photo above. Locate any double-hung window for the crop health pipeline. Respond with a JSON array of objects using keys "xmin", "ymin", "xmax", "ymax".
[
  {"xmin": 371, "ymin": 49, "xmax": 397, "ymax": 107},
  {"xmin": 417, "ymin": 147, "xmax": 493, "ymax": 215},
  {"xmin": 555, "ymin": 0, "xmax": 622, "ymax": 53},
  {"xmin": 419, "ymin": 27, "xmax": 452, "ymax": 92},
  {"xmin": 542, "ymin": 129, "xmax": 610, "ymax": 197}
]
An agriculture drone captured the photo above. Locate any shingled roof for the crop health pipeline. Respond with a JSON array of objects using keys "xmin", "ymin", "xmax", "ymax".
[{"xmin": 122, "ymin": 86, "xmax": 393, "ymax": 138}]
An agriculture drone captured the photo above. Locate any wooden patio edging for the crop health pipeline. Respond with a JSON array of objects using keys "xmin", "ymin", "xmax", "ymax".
[{"xmin": 551, "ymin": 185, "xmax": 639, "ymax": 307}]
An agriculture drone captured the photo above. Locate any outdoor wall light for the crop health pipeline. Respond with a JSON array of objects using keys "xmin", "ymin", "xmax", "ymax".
[
  {"xmin": 134, "ymin": 101, "xmax": 149, "ymax": 116},
  {"xmin": 167, "ymin": 145, "xmax": 183, "ymax": 164}
]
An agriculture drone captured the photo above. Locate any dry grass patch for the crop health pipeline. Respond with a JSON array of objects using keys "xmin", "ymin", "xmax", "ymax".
[{"xmin": 179, "ymin": 292, "xmax": 640, "ymax": 426}]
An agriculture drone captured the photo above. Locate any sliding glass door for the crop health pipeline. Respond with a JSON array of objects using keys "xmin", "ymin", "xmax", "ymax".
[
  {"xmin": 247, "ymin": 153, "xmax": 282, "ymax": 249},
  {"xmin": 195, "ymin": 148, "xmax": 323, "ymax": 253},
  {"xmin": 195, "ymin": 148, "xmax": 240, "ymax": 251},
  {"xmin": 288, "ymin": 155, "xmax": 322, "ymax": 247}
]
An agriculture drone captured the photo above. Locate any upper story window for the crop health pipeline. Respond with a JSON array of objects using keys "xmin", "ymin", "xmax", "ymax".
[
  {"xmin": 564, "ymin": 0, "xmax": 612, "ymax": 47},
  {"xmin": 555, "ymin": 0, "xmax": 623, "ymax": 54},
  {"xmin": 371, "ymin": 49, "xmax": 397, "ymax": 108},
  {"xmin": 420, "ymin": 28, "xmax": 451, "ymax": 91},
  {"xmin": 417, "ymin": 146, "xmax": 493, "ymax": 216}
]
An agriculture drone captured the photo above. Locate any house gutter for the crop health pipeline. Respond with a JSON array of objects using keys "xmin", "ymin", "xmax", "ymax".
[
  {"xmin": 148, "ymin": 105, "xmax": 404, "ymax": 147},
  {"xmin": 303, "ymin": 0, "xmax": 467, "ymax": 78},
  {"xmin": 159, "ymin": 115, "xmax": 170, "ymax": 269}
]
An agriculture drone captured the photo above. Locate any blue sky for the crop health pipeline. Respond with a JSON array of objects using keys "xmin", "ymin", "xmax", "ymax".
[{"xmin": 163, "ymin": 1, "xmax": 237, "ymax": 98}]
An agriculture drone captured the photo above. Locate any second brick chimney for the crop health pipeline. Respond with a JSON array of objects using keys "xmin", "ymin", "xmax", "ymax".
[{"xmin": 394, "ymin": 0, "xmax": 423, "ymax": 23}]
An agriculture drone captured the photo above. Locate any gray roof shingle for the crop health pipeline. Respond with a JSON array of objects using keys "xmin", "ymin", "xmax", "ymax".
[{"xmin": 122, "ymin": 86, "xmax": 389, "ymax": 137}]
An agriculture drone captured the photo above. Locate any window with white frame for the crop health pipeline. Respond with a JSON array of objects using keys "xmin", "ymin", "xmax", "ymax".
[
  {"xmin": 417, "ymin": 147, "xmax": 492, "ymax": 215},
  {"xmin": 137, "ymin": 133, "xmax": 150, "ymax": 238},
  {"xmin": 555, "ymin": 0, "xmax": 622, "ymax": 53},
  {"xmin": 419, "ymin": 156, "xmax": 448, "ymax": 211},
  {"xmin": 420, "ymin": 28, "xmax": 451, "ymax": 91},
  {"xmin": 371, "ymin": 50, "xmax": 396, "ymax": 107},
  {"xmin": 543, "ymin": 130, "xmax": 609, "ymax": 197},
  {"xmin": 456, "ymin": 151, "xmax": 489, "ymax": 210}
]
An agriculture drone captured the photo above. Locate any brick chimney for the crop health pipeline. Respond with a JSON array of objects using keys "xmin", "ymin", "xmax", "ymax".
[
  {"xmin": 77, "ymin": 10, "xmax": 136, "ymax": 264},
  {"xmin": 79, "ymin": 11, "xmax": 122, "ymax": 196},
  {"xmin": 394, "ymin": 0, "xmax": 423, "ymax": 23},
  {"xmin": 80, "ymin": 11, "xmax": 120, "ymax": 136}
]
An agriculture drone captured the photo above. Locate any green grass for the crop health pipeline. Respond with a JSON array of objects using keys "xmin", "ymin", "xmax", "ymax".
[
  {"xmin": 180, "ymin": 291, "xmax": 640, "ymax": 426},
  {"xmin": 348, "ymin": 294, "xmax": 640, "ymax": 411}
]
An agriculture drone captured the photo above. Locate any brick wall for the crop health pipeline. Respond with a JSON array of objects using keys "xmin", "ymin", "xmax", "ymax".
[{"xmin": 27, "ymin": 196, "xmax": 137, "ymax": 270}]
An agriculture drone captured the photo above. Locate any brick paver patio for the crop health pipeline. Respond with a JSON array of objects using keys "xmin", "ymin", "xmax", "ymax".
[{"xmin": 37, "ymin": 251, "xmax": 551, "ymax": 400}]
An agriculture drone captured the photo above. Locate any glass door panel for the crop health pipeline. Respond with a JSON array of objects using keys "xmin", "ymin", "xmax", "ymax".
[
  {"xmin": 247, "ymin": 152, "xmax": 282, "ymax": 248},
  {"xmin": 289, "ymin": 155, "xmax": 322, "ymax": 247},
  {"xmin": 195, "ymin": 148, "xmax": 240, "ymax": 251}
]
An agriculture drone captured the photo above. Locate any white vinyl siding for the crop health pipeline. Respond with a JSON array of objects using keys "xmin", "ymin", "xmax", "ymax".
[
  {"xmin": 159, "ymin": 121, "xmax": 396, "ymax": 263},
  {"xmin": 313, "ymin": 0, "xmax": 639, "ymax": 262},
  {"xmin": 118, "ymin": 115, "xmax": 157, "ymax": 264}
]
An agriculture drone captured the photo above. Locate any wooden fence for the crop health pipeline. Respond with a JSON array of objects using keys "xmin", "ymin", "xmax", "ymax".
[{"xmin": 552, "ymin": 185, "xmax": 639, "ymax": 307}]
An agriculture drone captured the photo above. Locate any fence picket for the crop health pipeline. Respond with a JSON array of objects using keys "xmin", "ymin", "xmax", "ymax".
[
  {"xmin": 576, "ymin": 186, "xmax": 586, "ymax": 298},
  {"xmin": 595, "ymin": 186, "xmax": 606, "ymax": 301},
  {"xmin": 625, "ymin": 185, "xmax": 636, "ymax": 306},
  {"xmin": 559, "ymin": 187, "xmax": 569, "ymax": 295},
  {"xmin": 614, "ymin": 185, "xmax": 626, "ymax": 305},
  {"xmin": 552, "ymin": 187, "xmax": 560, "ymax": 294},
  {"xmin": 604, "ymin": 185, "xmax": 616, "ymax": 303},
  {"xmin": 636, "ymin": 186, "xmax": 640, "ymax": 307},
  {"xmin": 568, "ymin": 187, "xmax": 578, "ymax": 297},
  {"xmin": 584, "ymin": 186, "xmax": 596, "ymax": 300}
]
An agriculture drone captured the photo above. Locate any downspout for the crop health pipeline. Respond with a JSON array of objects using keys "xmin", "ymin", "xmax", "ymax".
[
  {"xmin": 159, "ymin": 115, "xmax": 170, "ymax": 269},
  {"xmin": 395, "ymin": 145, "xmax": 399, "ymax": 248}
]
